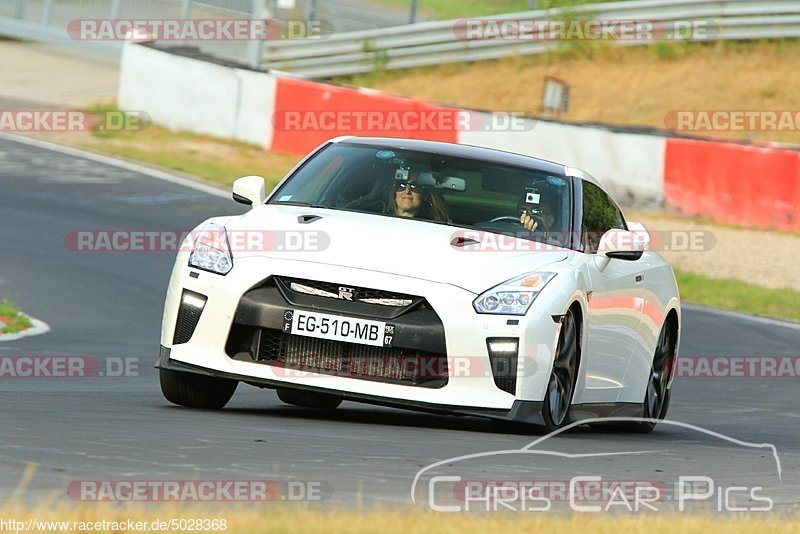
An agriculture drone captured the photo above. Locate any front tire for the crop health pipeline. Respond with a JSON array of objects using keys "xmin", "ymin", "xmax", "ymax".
[
  {"xmin": 160, "ymin": 369, "xmax": 238, "ymax": 409},
  {"xmin": 277, "ymin": 388, "xmax": 342, "ymax": 410},
  {"xmin": 541, "ymin": 308, "xmax": 580, "ymax": 431}
]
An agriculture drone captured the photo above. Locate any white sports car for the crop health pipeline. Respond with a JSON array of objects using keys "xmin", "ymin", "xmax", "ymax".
[{"xmin": 158, "ymin": 137, "xmax": 680, "ymax": 432}]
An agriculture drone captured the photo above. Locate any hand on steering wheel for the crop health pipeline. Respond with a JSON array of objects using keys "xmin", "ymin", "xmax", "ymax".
[
  {"xmin": 488, "ymin": 214, "xmax": 544, "ymax": 231},
  {"xmin": 519, "ymin": 212, "xmax": 543, "ymax": 231}
]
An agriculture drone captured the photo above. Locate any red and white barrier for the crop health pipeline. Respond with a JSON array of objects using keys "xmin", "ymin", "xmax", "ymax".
[
  {"xmin": 664, "ymin": 138, "xmax": 800, "ymax": 231},
  {"xmin": 118, "ymin": 44, "xmax": 800, "ymax": 230}
]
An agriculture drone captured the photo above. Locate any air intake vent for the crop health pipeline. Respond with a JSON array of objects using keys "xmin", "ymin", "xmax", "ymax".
[
  {"xmin": 486, "ymin": 338, "xmax": 519, "ymax": 395},
  {"xmin": 173, "ymin": 290, "xmax": 207, "ymax": 344},
  {"xmin": 256, "ymin": 328, "xmax": 448, "ymax": 388}
]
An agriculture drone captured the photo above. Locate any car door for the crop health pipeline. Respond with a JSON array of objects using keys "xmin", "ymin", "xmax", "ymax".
[
  {"xmin": 575, "ymin": 181, "xmax": 645, "ymax": 404},
  {"xmin": 617, "ymin": 244, "xmax": 671, "ymax": 403}
]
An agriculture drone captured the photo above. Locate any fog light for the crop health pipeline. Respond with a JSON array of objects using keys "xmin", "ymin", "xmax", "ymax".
[
  {"xmin": 488, "ymin": 341, "xmax": 517, "ymax": 353},
  {"xmin": 486, "ymin": 337, "xmax": 519, "ymax": 395},
  {"xmin": 182, "ymin": 293, "xmax": 206, "ymax": 308}
]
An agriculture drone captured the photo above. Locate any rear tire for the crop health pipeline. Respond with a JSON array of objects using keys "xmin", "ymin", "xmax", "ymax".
[
  {"xmin": 277, "ymin": 388, "xmax": 342, "ymax": 410},
  {"xmin": 636, "ymin": 320, "xmax": 676, "ymax": 433},
  {"xmin": 159, "ymin": 369, "xmax": 238, "ymax": 409}
]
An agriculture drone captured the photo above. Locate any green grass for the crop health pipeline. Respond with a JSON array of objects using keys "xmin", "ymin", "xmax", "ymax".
[
  {"xmin": 64, "ymin": 111, "xmax": 300, "ymax": 190},
  {"xmin": 375, "ymin": 0, "xmax": 631, "ymax": 19},
  {"xmin": 0, "ymin": 299, "xmax": 33, "ymax": 334},
  {"xmin": 675, "ymin": 270, "xmax": 800, "ymax": 322}
]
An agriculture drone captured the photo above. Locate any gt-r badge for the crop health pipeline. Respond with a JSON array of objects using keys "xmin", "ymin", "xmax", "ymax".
[{"xmin": 338, "ymin": 286, "xmax": 355, "ymax": 301}]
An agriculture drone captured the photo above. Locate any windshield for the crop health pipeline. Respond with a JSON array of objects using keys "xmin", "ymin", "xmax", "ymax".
[{"xmin": 268, "ymin": 143, "xmax": 573, "ymax": 246}]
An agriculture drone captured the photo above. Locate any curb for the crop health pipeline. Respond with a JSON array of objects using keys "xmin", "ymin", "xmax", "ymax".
[{"xmin": 0, "ymin": 314, "xmax": 51, "ymax": 342}]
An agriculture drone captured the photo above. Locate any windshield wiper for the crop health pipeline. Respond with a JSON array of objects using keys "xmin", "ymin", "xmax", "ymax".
[{"xmin": 272, "ymin": 201, "xmax": 328, "ymax": 209}]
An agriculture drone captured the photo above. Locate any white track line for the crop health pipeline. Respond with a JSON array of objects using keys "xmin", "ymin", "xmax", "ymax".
[
  {"xmin": 682, "ymin": 304, "xmax": 800, "ymax": 331},
  {"xmin": 3, "ymin": 132, "xmax": 799, "ymax": 331},
  {"xmin": 0, "ymin": 132, "xmax": 228, "ymax": 198}
]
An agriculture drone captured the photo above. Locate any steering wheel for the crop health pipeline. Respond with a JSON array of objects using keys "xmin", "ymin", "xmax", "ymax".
[{"xmin": 489, "ymin": 215, "xmax": 545, "ymax": 230}]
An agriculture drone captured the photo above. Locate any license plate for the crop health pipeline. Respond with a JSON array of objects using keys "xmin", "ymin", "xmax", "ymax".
[{"xmin": 283, "ymin": 309, "xmax": 395, "ymax": 348}]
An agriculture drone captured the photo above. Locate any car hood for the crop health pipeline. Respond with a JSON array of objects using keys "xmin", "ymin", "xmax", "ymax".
[{"xmin": 224, "ymin": 205, "xmax": 570, "ymax": 294}]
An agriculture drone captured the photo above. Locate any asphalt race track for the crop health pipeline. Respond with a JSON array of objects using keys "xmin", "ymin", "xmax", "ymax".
[{"xmin": 1, "ymin": 135, "xmax": 798, "ymax": 511}]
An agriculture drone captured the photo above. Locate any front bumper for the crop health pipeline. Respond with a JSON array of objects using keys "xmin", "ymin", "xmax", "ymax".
[
  {"xmin": 160, "ymin": 255, "xmax": 565, "ymax": 413},
  {"xmin": 157, "ymin": 345, "xmax": 548, "ymax": 424}
]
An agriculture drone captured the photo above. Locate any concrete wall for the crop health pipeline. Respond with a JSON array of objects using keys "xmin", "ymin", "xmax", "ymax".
[{"xmin": 118, "ymin": 44, "xmax": 275, "ymax": 148}]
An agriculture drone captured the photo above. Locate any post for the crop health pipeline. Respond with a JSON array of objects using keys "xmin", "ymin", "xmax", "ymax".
[
  {"xmin": 12, "ymin": 0, "xmax": 25, "ymax": 20},
  {"xmin": 248, "ymin": 0, "xmax": 267, "ymax": 69},
  {"xmin": 408, "ymin": 0, "xmax": 417, "ymax": 24},
  {"xmin": 42, "ymin": 0, "xmax": 55, "ymax": 25},
  {"xmin": 110, "ymin": 0, "xmax": 122, "ymax": 20},
  {"xmin": 180, "ymin": 0, "xmax": 191, "ymax": 21},
  {"xmin": 308, "ymin": 0, "xmax": 318, "ymax": 22}
]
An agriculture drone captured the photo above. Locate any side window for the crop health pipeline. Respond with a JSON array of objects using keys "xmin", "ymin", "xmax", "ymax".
[{"xmin": 581, "ymin": 181, "xmax": 625, "ymax": 253}]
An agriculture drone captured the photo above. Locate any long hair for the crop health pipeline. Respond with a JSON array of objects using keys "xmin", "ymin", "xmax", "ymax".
[{"xmin": 386, "ymin": 186, "xmax": 449, "ymax": 222}]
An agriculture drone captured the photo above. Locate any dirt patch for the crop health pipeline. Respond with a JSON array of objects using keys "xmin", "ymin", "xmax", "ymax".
[
  {"xmin": 354, "ymin": 41, "xmax": 800, "ymax": 145},
  {"xmin": 630, "ymin": 210, "xmax": 800, "ymax": 292}
]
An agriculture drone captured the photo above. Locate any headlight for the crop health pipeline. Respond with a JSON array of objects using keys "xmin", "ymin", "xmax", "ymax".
[
  {"xmin": 473, "ymin": 272, "xmax": 557, "ymax": 315},
  {"xmin": 188, "ymin": 222, "xmax": 233, "ymax": 275}
]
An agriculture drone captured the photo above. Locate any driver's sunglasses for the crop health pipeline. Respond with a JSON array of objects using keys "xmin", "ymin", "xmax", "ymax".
[{"xmin": 394, "ymin": 181, "xmax": 426, "ymax": 193}]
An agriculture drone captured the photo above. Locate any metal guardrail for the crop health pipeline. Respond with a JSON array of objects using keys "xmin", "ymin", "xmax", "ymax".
[
  {"xmin": 0, "ymin": 0, "xmax": 261, "ymax": 63},
  {"xmin": 262, "ymin": 0, "xmax": 800, "ymax": 78},
  {"xmin": 0, "ymin": 0, "xmax": 429, "ymax": 65}
]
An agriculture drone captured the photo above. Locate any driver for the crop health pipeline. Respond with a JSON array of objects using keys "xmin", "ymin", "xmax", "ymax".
[{"xmin": 519, "ymin": 190, "xmax": 557, "ymax": 232}]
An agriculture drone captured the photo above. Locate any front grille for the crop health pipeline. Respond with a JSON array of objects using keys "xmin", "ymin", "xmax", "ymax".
[
  {"xmin": 173, "ymin": 290, "xmax": 206, "ymax": 344},
  {"xmin": 276, "ymin": 277, "xmax": 422, "ymax": 308},
  {"xmin": 257, "ymin": 328, "xmax": 448, "ymax": 388}
]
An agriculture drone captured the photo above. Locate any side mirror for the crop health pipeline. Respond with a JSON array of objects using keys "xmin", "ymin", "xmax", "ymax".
[
  {"xmin": 597, "ymin": 228, "xmax": 647, "ymax": 261},
  {"xmin": 232, "ymin": 176, "xmax": 266, "ymax": 207},
  {"xmin": 626, "ymin": 221, "xmax": 651, "ymax": 249}
]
